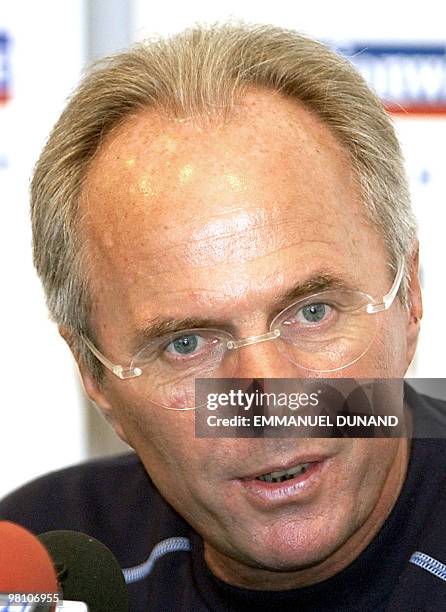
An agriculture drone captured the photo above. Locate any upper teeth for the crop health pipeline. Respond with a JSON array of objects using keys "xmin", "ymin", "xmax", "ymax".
[{"xmin": 256, "ymin": 462, "xmax": 311, "ymax": 483}]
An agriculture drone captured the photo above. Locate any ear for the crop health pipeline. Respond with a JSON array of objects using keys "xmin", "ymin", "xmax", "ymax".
[
  {"xmin": 405, "ymin": 244, "xmax": 423, "ymax": 367},
  {"xmin": 59, "ymin": 326, "xmax": 130, "ymax": 445}
]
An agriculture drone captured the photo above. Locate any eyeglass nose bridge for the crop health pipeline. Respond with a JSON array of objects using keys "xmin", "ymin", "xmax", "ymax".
[{"xmin": 226, "ymin": 328, "xmax": 281, "ymax": 350}]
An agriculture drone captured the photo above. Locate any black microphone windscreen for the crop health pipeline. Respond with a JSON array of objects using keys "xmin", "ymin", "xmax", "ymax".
[{"xmin": 38, "ymin": 531, "xmax": 128, "ymax": 612}]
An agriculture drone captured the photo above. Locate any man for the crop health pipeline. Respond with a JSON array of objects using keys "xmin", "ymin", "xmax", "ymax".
[{"xmin": 1, "ymin": 23, "xmax": 445, "ymax": 611}]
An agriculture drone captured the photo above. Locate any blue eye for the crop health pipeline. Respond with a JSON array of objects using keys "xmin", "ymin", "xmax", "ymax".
[
  {"xmin": 300, "ymin": 303, "xmax": 327, "ymax": 323},
  {"xmin": 167, "ymin": 334, "xmax": 200, "ymax": 355}
]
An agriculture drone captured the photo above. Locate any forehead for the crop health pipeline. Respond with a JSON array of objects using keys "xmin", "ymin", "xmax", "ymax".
[{"xmin": 81, "ymin": 90, "xmax": 382, "ymax": 316}]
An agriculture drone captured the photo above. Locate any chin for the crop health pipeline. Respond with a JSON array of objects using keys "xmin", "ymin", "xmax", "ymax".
[{"xmin": 234, "ymin": 515, "xmax": 353, "ymax": 572}]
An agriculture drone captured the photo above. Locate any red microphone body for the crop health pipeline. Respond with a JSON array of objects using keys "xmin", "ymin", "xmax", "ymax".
[{"xmin": 0, "ymin": 520, "xmax": 59, "ymax": 610}]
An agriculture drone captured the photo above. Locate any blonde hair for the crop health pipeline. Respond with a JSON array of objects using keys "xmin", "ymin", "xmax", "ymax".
[{"xmin": 31, "ymin": 23, "xmax": 417, "ymax": 378}]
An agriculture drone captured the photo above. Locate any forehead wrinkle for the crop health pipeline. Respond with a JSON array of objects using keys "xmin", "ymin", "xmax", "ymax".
[
  {"xmin": 129, "ymin": 247, "xmax": 353, "ymax": 316},
  {"xmin": 123, "ymin": 236, "xmax": 336, "ymax": 277},
  {"xmin": 117, "ymin": 201, "xmax": 349, "ymax": 256},
  {"xmin": 126, "ymin": 216, "xmax": 350, "ymax": 274},
  {"xmin": 86, "ymin": 215, "xmax": 355, "ymax": 288}
]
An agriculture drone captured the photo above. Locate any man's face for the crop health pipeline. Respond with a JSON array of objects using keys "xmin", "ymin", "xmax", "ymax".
[{"xmin": 80, "ymin": 90, "xmax": 418, "ymax": 584}]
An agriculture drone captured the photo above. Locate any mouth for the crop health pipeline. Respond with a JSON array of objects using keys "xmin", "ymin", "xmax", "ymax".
[
  {"xmin": 240, "ymin": 454, "xmax": 327, "ymax": 483},
  {"xmin": 237, "ymin": 455, "xmax": 330, "ymax": 505}
]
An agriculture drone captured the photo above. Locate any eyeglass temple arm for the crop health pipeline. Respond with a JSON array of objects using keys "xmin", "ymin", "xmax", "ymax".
[
  {"xmin": 81, "ymin": 335, "xmax": 142, "ymax": 379},
  {"xmin": 366, "ymin": 260, "xmax": 405, "ymax": 314}
]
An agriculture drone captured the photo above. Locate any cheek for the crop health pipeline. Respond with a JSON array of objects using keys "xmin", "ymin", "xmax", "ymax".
[
  {"xmin": 344, "ymin": 440, "xmax": 399, "ymax": 508},
  {"xmin": 347, "ymin": 308, "xmax": 408, "ymax": 377},
  {"xmin": 108, "ymin": 389, "xmax": 234, "ymax": 529},
  {"xmin": 108, "ymin": 390, "xmax": 199, "ymax": 498},
  {"xmin": 107, "ymin": 384, "xmax": 221, "ymax": 495},
  {"xmin": 105, "ymin": 382, "xmax": 189, "ymax": 458},
  {"xmin": 321, "ymin": 441, "xmax": 399, "ymax": 556}
]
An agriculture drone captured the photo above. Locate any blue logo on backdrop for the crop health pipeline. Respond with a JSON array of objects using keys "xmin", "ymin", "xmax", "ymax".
[
  {"xmin": 0, "ymin": 30, "xmax": 12, "ymax": 103},
  {"xmin": 335, "ymin": 44, "xmax": 446, "ymax": 114}
]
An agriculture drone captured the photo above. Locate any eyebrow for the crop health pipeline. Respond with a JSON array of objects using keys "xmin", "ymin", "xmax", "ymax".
[
  {"xmin": 130, "ymin": 272, "xmax": 355, "ymax": 353},
  {"xmin": 130, "ymin": 317, "xmax": 220, "ymax": 354},
  {"xmin": 270, "ymin": 273, "xmax": 354, "ymax": 312}
]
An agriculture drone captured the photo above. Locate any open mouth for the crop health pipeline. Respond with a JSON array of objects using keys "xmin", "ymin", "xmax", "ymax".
[
  {"xmin": 255, "ymin": 462, "xmax": 312, "ymax": 483},
  {"xmin": 238, "ymin": 457, "xmax": 328, "ymax": 505}
]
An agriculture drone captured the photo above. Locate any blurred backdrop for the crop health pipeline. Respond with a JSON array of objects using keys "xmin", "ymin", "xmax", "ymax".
[{"xmin": 1, "ymin": 0, "xmax": 445, "ymax": 498}]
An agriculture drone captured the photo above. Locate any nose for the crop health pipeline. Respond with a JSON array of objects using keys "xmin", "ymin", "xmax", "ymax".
[{"xmin": 233, "ymin": 338, "xmax": 303, "ymax": 380}]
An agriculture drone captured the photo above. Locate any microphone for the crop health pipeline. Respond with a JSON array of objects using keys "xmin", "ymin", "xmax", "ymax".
[
  {"xmin": 0, "ymin": 522, "xmax": 128, "ymax": 611},
  {"xmin": 0, "ymin": 520, "xmax": 58, "ymax": 611},
  {"xmin": 38, "ymin": 531, "xmax": 128, "ymax": 612}
]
